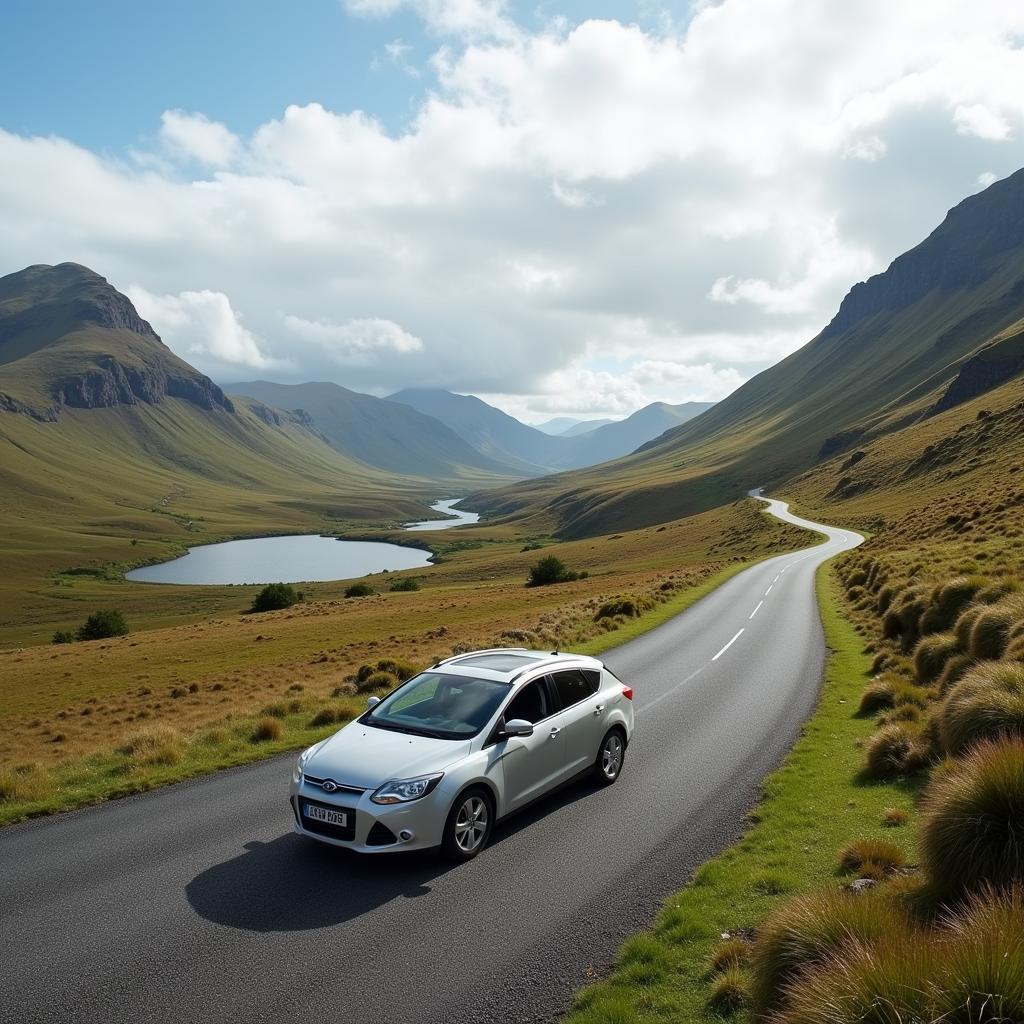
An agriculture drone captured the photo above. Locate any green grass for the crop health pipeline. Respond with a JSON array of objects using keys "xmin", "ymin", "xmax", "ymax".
[{"xmin": 563, "ymin": 565, "xmax": 922, "ymax": 1024}]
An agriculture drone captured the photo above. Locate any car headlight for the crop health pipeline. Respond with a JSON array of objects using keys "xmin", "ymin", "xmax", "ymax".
[
  {"xmin": 294, "ymin": 743, "xmax": 319, "ymax": 780},
  {"xmin": 371, "ymin": 773, "xmax": 444, "ymax": 805}
]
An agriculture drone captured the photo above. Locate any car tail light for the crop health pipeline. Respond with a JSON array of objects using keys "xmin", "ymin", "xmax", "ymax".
[{"xmin": 621, "ymin": 686, "xmax": 633, "ymax": 700}]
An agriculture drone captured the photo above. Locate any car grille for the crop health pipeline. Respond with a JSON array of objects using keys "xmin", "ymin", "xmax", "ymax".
[
  {"xmin": 302, "ymin": 774, "xmax": 366, "ymax": 796},
  {"xmin": 298, "ymin": 796, "xmax": 357, "ymax": 841}
]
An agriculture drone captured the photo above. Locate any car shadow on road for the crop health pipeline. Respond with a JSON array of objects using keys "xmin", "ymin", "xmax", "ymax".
[
  {"xmin": 186, "ymin": 776, "xmax": 608, "ymax": 933},
  {"xmin": 185, "ymin": 833, "xmax": 452, "ymax": 932}
]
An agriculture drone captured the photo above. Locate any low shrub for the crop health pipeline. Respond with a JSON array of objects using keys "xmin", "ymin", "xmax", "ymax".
[
  {"xmin": 373, "ymin": 658, "xmax": 419, "ymax": 681},
  {"xmin": 882, "ymin": 806, "xmax": 908, "ymax": 827},
  {"xmin": 249, "ymin": 583, "xmax": 298, "ymax": 614},
  {"xmin": 937, "ymin": 653, "xmax": 974, "ymax": 694},
  {"xmin": 116, "ymin": 724, "xmax": 184, "ymax": 765},
  {"xmin": 309, "ymin": 707, "xmax": 339, "ymax": 727},
  {"xmin": 954, "ymin": 604, "xmax": 985, "ymax": 649},
  {"xmin": 344, "ymin": 583, "xmax": 374, "ymax": 598},
  {"xmin": 938, "ymin": 661, "xmax": 1024, "ymax": 755},
  {"xmin": 77, "ymin": 609, "xmax": 129, "ymax": 641},
  {"xmin": 389, "ymin": 577, "xmax": 420, "ymax": 592},
  {"xmin": 838, "ymin": 838, "xmax": 906, "ymax": 875},
  {"xmin": 913, "ymin": 632, "xmax": 960, "ymax": 685},
  {"xmin": 864, "ymin": 724, "xmax": 916, "ymax": 779},
  {"xmin": 937, "ymin": 886, "xmax": 1024, "ymax": 1022},
  {"xmin": 526, "ymin": 555, "xmax": 587, "ymax": 587},
  {"xmin": 708, "ymin": 938, "xmax": 750, "ymax": 976},
  {"xmin": 920, "ymin": 737, "xmax": 1024, "ymax": 898},
  {"xmin": 51, "ymin": 630, "xmax": 75, "ymax": 645},
  {"xmin": 251, "ymin": 717, "xmax": 284, "ymax": 742},
  {"xmin": 858, "ymin": 679, "xmax": 895, "ymax": 716},
  {"xmin": 778, "ymin": 935, "xmax": 938, "ymax": 1024},
  {"xmin": 594, "ymin": 596, "xmax": 651, "ymax": 620},
  {"xmin": 749, "ymin": 887, "xmax": 913, "ymax": 1016},
  {"xmin": 919, "ymin": 576, "xmax": 988, "ymax": 635},
  {"xmin": 969, "ymin": 595, "xmax": 1024, "ymax": 660},
  {"xmin": 259, "ymin": 702, "xmax": 290, "ymax": 719},
  {"xmin": 356, "ymin": 670, "xmax": 398, "ymax": 693},
  {"xmin": 706, "ymin": 969, "xmax": 749, "ymax": 1016}
]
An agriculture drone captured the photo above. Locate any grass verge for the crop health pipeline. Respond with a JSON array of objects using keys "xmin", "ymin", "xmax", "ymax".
[{"xmin": 564, "ymin": 564, "xmax": 923, "ymax": 1024}]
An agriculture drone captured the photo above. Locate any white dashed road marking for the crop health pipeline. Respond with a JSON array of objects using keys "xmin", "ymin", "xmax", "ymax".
[
  {"xmin": 749, "ymin": 600, "xmax": 763, "ymax": 620},
  {"xmin": 712, "ymin": 629, "xmax": 744, "ymax": 662}
]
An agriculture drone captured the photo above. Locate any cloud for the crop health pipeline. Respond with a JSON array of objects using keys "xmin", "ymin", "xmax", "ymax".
[
  {"xmin": 126, "ymin": 287, "xmax": 280, "ymax": 370},
  {"xmin": 341, "ymin": 0, "xmax": 516, "ymax": 40},
  {"xmin": 4, "ymin": 1, "xmax": 1024, "ymax": 419},
  {"xmin": 283, "ymin": 315, "xmax": 424, "ymax": 365},
  {"xmin": 159, "ymin": 110, "xmax": 239, "ymax": 167}
]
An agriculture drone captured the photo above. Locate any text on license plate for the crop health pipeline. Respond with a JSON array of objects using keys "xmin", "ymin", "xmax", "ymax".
[{"xmin": 304, "ymin": 804, "xmax": 347, "ymax": 827}]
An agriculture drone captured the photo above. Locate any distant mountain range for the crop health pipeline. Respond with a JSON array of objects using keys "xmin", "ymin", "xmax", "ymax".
[
  {"xmin": 388, "ymin": 387, "xmax": 713, "ymax": 472},
  {"xmin": 535, "ymin": 416, "xmax": 614, "ymax": 436},
  {"xmin": 472, "ymin": 168, "xmax": 1024, "ymax": 534}
]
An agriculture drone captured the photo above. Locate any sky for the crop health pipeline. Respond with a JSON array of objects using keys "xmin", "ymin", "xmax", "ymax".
[{"xmin": 3, "ymin": 1, "xmax": 1024, "ymax": 423}]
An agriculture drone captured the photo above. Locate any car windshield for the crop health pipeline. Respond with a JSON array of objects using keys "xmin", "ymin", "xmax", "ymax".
[{"xmin": 362, "ymin": 672, "xmax": 511, "ymax": 740}]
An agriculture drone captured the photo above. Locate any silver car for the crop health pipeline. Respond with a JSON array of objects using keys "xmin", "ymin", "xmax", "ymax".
[{"xmin": 289, "ymin": 649, "xmax": 635, "ymax": 860}]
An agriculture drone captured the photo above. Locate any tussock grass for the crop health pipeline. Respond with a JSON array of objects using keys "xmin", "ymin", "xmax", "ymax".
[
  {"xmin": 251, "ymin": 717, "xmax": 283, "ymax": 742},
  {"xmin": 938, "ymin": 661, "xmax": 1024, "ymax": 754},
  {"xmin": 920, "ymin": 737, "xmax": 1024, "ymax": 900},
  {"xmin": 837, "ymin": 838, "xmax": 906, "ymax": 875}
]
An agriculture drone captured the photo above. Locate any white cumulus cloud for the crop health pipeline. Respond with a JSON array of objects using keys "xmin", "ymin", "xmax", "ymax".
[{"xmin": 159, "ymin": 110, "xmax": 239, "ymax": 167}]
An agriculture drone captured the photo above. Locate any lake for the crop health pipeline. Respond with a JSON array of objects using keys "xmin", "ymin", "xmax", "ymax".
[{"xmin": 124, "ymin": 498, "xmax": 476, "ymax": 585}]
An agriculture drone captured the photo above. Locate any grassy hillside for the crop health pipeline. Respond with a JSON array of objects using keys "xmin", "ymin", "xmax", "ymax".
[
  {"xmin": 471, "ymin": 169, "xmax": 1024, "ymax": 536},
  {"xmin": 0, "ymin": 498, "xmax": 810, "ymax": 821}
]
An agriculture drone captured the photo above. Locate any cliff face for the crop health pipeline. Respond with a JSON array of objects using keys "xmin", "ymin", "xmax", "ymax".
[
  {"xmin": 936, "ymin": 320, "xmax": 1024, "ymax": 413},
  {"xmin": 0, "ymin": 263, "xmax": 233, "ymax": 417}
]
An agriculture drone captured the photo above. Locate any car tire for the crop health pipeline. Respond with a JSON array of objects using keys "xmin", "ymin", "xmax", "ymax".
[
  {"xmin": 441, "ymin": 787, "xmax": 493, "ymax": 862},
  {"xmin": 594, "ymin": 728, "xmax": 626, "ymax": 785}
]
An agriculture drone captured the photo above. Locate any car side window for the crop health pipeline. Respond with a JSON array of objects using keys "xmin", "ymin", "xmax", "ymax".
[
  {"xmin": 581, "ymin": 669, "xmax": 600, "ymax": 695},
  {"xmin": 550, "ymin": 669, "xmax": 594, "ymax": 710},
  {"xmin": 503, "ymin": 678, "xmax": 549, "ymax": 724}
]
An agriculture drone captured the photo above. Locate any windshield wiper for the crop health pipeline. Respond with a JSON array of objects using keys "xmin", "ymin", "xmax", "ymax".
[{"xmin": 366, "ymin": 719, "xmax": 446, "ymax": 739}]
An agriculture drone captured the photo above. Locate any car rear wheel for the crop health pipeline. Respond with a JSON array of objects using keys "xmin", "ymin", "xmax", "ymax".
[
  {"xmin": 594, "ymin": 729, "xmax": 625, "ymax": 785},
  {"xmin": 441, "ymin": 787, "xmax": 493, "ymax": 861}
]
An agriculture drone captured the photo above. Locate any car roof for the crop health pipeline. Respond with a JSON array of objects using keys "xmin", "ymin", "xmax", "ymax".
[{"xmin": 432, "ymin": 648, "xmax": 603, "ymax": 681}]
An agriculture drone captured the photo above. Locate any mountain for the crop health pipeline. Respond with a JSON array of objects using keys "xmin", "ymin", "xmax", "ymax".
[
  {"xmin": 228, "ymin": 380, "xmax": 519, "ymax": 479},
  {"xmin": 0, "ymin": 263, "xmax": 233, "ymax": 418},
  {"xmin": 535, "ymin": 416, "xmax": 582, "ymax": 435},
  {"xmin": 547, "ymin": 402, "xmax": 715, "ymax": 469},
  {"xmin": 388, "ymin": 388, "xmax": 714, "ymax": 472},
  {"xmin": 560, "ymin": 418, "xmax": 615, "ymax": 436},
  {"xmin": 387, "ymin": 387, "xmax": 559, "ymax": 473},
  {"xmin": 470, "ymin": 169, "xmax": 1024, "ymax": 534}
]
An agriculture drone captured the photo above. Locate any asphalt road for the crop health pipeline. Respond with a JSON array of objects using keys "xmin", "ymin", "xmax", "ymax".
[{"xmin": 0, "ymin": 497, "xmax": 861, "ymax": 1024}]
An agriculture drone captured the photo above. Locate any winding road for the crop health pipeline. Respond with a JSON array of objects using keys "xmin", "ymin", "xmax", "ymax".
[{"xmin": 0, "ymin": 497, "xmax": 861, "ymax": 1024}]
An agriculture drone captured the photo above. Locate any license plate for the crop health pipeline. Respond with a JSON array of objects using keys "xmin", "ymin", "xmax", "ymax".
[{"xmin": 304, "ymin": 803, "xmax": 347, "ymax": 827}]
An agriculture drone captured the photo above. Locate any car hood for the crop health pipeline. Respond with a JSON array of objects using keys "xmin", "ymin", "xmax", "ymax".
[{"xmin": 305, "ymin": 721, "xmax": 473, "ymax": 790}]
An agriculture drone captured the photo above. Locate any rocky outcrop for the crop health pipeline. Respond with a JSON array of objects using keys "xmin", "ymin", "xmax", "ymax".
[
  {"xmin": 935, "ymin": 325, "xmax": 1024, "ymax": 413},
  {"xmin": 54, "ymin": 356, "xmax": 234, "ymax": 413},
  {"xmin": 0, "ymin": 392, "xmax": 59, "ymax": 421}
]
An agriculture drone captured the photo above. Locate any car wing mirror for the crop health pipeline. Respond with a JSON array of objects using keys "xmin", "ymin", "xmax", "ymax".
[
  {"xmin": 503, "ymin": 718, "xmax": 534, "ymax": 738},
  {"xmin": 367, "ymin": 696, "xmax": 381, "ymax": 709}
]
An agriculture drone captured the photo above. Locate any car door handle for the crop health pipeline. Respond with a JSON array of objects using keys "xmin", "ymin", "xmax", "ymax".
[
  {"xmin": 549, "ymin": 726, "xmax": 561, "ymax": 737},
  {"xmin": 593, "ymin": 704, "xmax": 605, "ymax": 715}
]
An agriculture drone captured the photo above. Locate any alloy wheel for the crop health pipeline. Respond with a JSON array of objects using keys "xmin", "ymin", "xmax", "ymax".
[
  {"xmin": 601, "ymin": 734, "xmax": 624, "ymax": 780},
  {"xmin": 454, "ymin": 795, "xmax": 488, "ymax": 853}
]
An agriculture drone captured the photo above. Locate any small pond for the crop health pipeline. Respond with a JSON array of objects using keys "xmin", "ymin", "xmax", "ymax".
[{"xmin": 125, "ymin": 498, "xmax": 478, "ymax": 585}]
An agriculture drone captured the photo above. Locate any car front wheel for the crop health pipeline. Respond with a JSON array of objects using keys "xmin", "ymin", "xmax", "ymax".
[
  {"xmin": 594, "ymin": 729, "xmax": 625, "ymax": 785},
  {"xmin": 441, "ymin": 787, "xmax": 493, "ymax": 861}
]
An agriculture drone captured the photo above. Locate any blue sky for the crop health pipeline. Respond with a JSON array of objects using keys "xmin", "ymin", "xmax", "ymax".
[
  {"xmin": 2, "ymin": 2, "xmax": 1023, "ymax": 421},
  {"xmin": 2, "ymin": 0, "xmax": 686, "ymax": 149}
]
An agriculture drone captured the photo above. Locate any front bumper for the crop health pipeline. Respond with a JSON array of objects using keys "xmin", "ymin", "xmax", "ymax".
[{"xmin": 289, "ymin": 774, "xmax": 446, "ymax": 854}]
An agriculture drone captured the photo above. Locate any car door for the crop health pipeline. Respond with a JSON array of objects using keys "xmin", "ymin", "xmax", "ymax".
[
  {"xmin": 497, "ymin": 677, "xmax": 567, "ymax": 812},
  {"xmin": 548, "ymin": 669, "xmax": 604, "ymax": 776}
]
